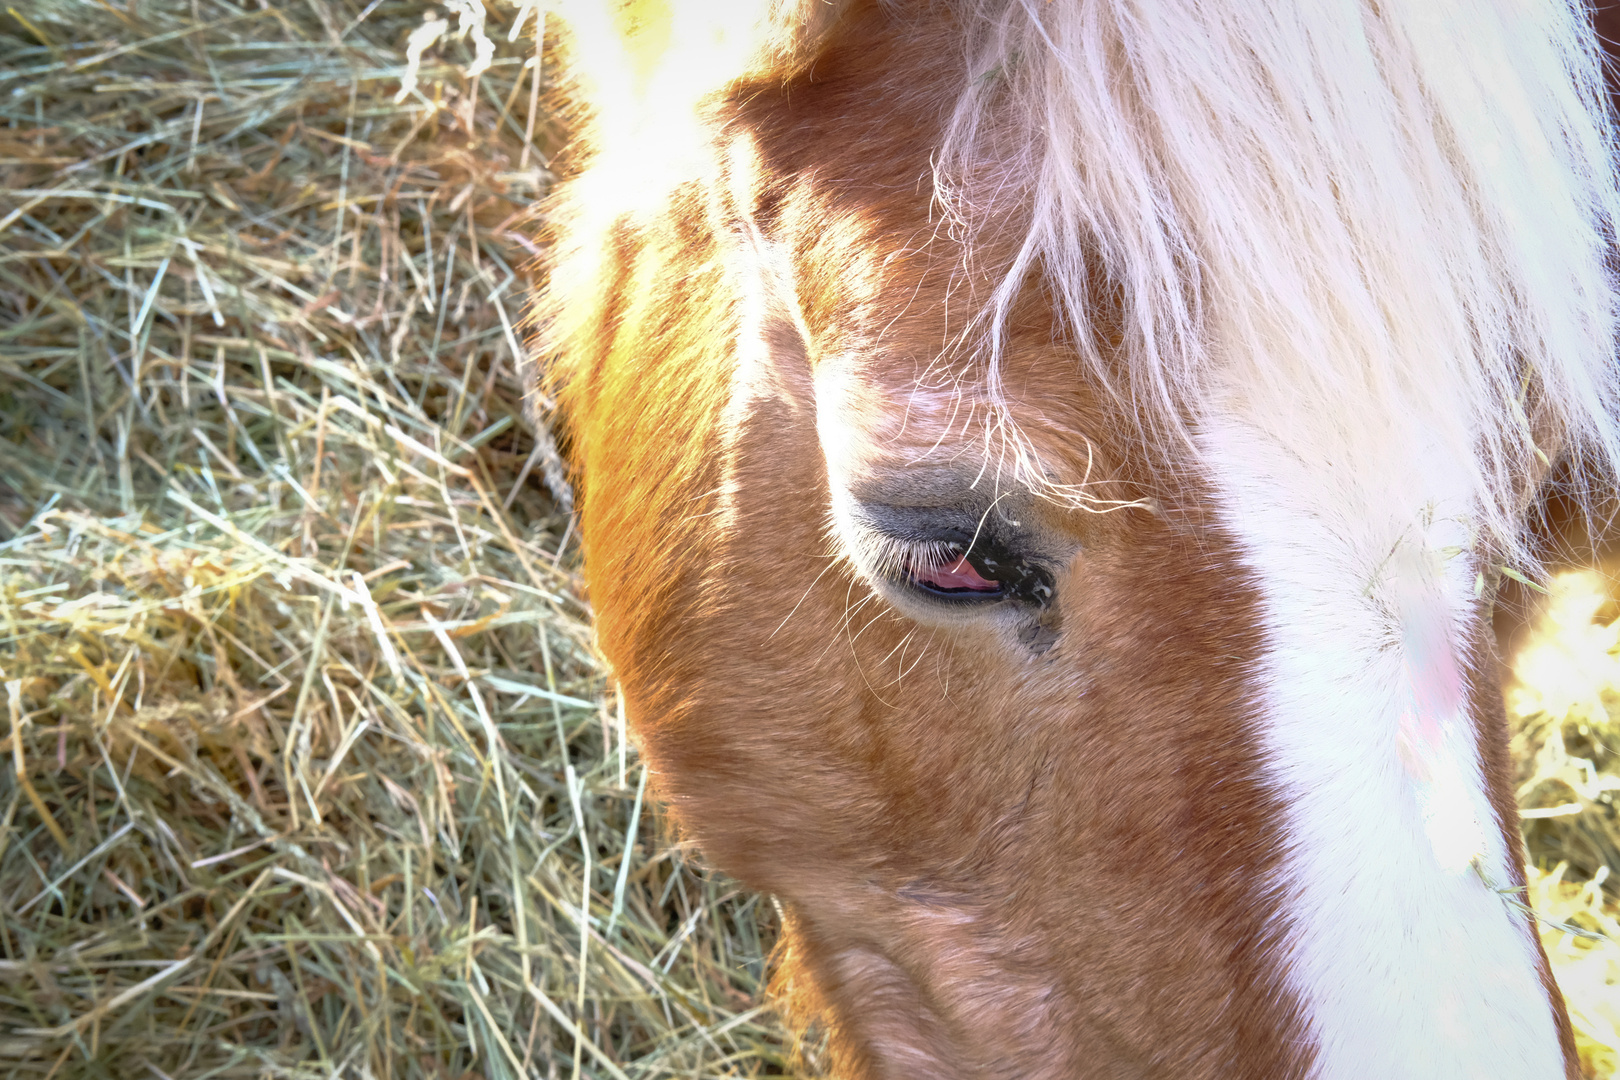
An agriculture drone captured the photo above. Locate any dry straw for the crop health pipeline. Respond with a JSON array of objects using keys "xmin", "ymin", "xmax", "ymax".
[
  {"xmin": 0, "ymin": 1, "xmax": 1615, "ymax": 1078},
  {"xmin": 0, "ymin": 2, "xmax": 786, "ymax": 1077},
  {"xmin": 1508, "ymin": 571, "xmax": 1620, "ymax": 1076}
]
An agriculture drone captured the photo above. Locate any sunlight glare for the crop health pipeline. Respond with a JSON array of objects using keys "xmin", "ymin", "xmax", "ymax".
[{"xmin": 1510, "ymin": 571, "xmax": 1620, "ymax": 725}]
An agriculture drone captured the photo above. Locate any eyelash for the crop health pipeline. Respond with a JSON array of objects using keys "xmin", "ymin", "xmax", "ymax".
[{"xmin": 856, "ymin": 532, "xmax": 968, "ymax": 581}]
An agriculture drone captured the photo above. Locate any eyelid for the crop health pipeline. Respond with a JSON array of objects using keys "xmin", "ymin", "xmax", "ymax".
[
  {"xmin": 854, "ymin": 518, "xmax": 1064, "ymax": 605},
  {"xmin": 835, "ymin": 494, "xmax": 1060, "ymax": 611}
]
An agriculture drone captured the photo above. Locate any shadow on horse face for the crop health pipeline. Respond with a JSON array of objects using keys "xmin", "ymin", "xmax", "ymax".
[{"xmin": 539, "ymin": 1, "xmax": 1620, "ymax": 1075}]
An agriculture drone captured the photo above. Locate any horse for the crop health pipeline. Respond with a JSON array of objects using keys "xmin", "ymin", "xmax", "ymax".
[{"xmin": 530, "ymin": 1, "xmax": 1620, "ymax": 1075}]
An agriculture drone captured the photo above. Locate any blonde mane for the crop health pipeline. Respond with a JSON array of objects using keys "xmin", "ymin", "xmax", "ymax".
[{"xmin": 938, "ymin": 0, "xmax": 1620, "ymax": 548}]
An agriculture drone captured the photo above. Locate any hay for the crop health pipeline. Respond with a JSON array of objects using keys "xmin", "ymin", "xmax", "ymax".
[
  {"xmin": 0, "ymin": 2, "xmax": 1615, "ymax": 1078},
  {"xmin": 0, "ymin": 2, "xmax": 788, "ymax": 1077},
  {"xmin": 1511, "ymin": 572, "xmax": 1620, "ymax": 1077}
]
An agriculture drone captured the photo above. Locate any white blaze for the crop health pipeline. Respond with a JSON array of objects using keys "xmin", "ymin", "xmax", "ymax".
[{"xmin": 1203, "ymin": 407, "xmax": 1562, "ymax": 1079}]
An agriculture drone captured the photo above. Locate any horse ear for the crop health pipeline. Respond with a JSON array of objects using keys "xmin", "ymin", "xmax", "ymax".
[
  {"xmin": 760, "ymin": 0, "xmax": 861, "ymax": 76},
  {"xmin": 556, "ymin": 0, "xmax": 854, "ymax": 119},
  {"xmin": 608, "ymin": 0, "xmax": 854, "ymax": 78}
]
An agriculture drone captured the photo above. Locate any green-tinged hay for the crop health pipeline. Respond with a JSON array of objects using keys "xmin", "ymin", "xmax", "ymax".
[{"xmin": 0, "ymin": 2, "xmax": 792, "ymax": 1078}]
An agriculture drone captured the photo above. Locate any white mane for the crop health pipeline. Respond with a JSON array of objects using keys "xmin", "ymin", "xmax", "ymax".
[{"xmin": 940, "ymin": 0, "xmax": 1620, "ymax": 550}]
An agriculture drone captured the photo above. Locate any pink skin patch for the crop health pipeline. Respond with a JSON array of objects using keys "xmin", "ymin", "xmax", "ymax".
[
  {"xmin": 1394, "ymin": 583, "xmax": 1489, "ymax": 871},
  {"xmin": 911, "ymin": 554, "xmax": 999, "ymax": 592},
  {"xmin": 1397, "ymin": 591, "xmax": 1464, "ymax": 781}
]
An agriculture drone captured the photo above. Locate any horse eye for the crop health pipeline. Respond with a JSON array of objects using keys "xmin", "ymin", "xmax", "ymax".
[
  {"xmin": 904, "ymin": 548, "xmax": 1006, "ymax": 597},
  {"xmin": 896, "ymin": 539, "xmax": 1055, "ymax": 608}
]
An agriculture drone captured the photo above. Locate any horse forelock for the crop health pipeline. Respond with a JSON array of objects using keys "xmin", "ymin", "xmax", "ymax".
[
  {"xmin": 940, "ymin": 0, "xmax": 1620, "ymax": 552},
  {"xmin": 553, "ymin": 0, "xmax": 1620, "ymax": 534}
]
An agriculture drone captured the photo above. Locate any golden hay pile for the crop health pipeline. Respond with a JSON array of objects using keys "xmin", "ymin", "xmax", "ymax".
[
  {"xmin": 0, "ymin": 2, "xmax": 1614, "ymax": 1078},
  {"xmin": 0, "ymin": 2, "xmax": 785, "ymax": 1077}
]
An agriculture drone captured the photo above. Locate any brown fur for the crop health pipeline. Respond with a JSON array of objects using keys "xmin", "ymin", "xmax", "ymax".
[{"xmin": 535, "ymin": 1, "xmax": 1579, "ymax": 1074}]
